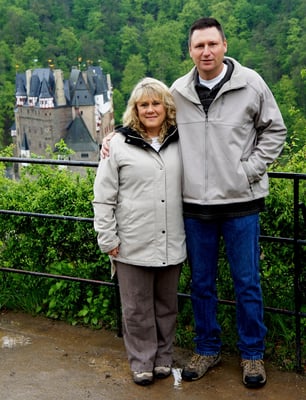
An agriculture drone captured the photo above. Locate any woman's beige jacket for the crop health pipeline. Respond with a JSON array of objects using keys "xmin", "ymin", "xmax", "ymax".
[{"xmin": 93, "ymin": 126, "xmax": 186, "ymax": 268}]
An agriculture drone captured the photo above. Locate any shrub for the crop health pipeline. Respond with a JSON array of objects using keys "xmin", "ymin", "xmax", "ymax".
[{"xmin": 0, "ymin": 151, "xmax": 117, "ymax": 329}]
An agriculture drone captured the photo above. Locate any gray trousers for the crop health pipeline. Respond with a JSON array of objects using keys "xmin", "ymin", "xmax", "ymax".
[{"xmin": 116, "ymin": 262, "xmax": 181, "ymax": 372}]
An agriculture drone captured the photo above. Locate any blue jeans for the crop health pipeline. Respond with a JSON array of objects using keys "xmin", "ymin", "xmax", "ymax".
[{"xmin": 184, "ymin": 214, "xmax": 267, "ymax": 360}]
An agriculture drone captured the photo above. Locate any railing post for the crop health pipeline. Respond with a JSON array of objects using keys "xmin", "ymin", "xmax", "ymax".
[
  {"xmin": 114, "ymin": 276, "xmax": 122, "ymax": 337},
  {"xmin": 293, "ymin": 177, "xmax": 302, "ymax": 373}
]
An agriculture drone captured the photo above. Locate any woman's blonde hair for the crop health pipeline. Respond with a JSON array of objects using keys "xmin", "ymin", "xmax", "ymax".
[{"xmin": 122, "ymin": 77, "xmax": 176, "ymax": 142}]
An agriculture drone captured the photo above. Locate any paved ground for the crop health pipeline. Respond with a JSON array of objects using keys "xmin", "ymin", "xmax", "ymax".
[{"xmin": 0, "ymin": 310, "xmax": 305, "ymax": 400}]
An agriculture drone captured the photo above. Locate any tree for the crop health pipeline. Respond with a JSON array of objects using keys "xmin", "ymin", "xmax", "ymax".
[
  {"xmin": 14, "ymin": 36, "xmax": 42, "ymax": 69},
  {"xmin": 0, "ymin": 80, "xmax": 15, "ymax": 147},
  {"xmin": 146, "ymin": 21, "xmax": 184, "ymax": 85},
  {"xmin": 178, "ymin": 0, "xmax": 211, "ymax": 37},
  {"xmin": 273, "ymin": 75, "xmax": 306, "ymax": 152},
  {"xmin": 56, "ymin": 27, "xmax": 80, "ymax": 69},
  {"xmin": 72, "ymin": 0, "xmax": 101, "ymax": 30},
  {"xmin": 113, "ymin": 88, "xmax": 125, "ymax": 125},
  {"xmin": 2, "ymin": 5, "xmax": 40, "ymax": 45},
  {"xmin": 0, "ymin": 40, "xmax": 12, "ymax": 77},
  {"xmin": 120, "ymin": 54, "xmax": 146, "ymax": 98},
  {"xmin": 119, "ymin": 25, "xmax": 143, "ymax": 63}
]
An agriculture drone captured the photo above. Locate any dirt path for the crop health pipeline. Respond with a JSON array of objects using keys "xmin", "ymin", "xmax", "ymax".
[{"xmin": 0, "ymin": 311, "xmax": 305, "ymax": 400}]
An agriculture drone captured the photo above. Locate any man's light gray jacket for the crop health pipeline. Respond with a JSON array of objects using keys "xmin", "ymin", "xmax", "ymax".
[{"xmin": 171, "ymin": 57, "xmax": 287, "ymax": 205}]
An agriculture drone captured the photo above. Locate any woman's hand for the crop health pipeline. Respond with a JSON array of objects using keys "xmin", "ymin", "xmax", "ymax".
[{"xmin": 108, "ymin": 246, "xmax": 119, "ymax": 257}]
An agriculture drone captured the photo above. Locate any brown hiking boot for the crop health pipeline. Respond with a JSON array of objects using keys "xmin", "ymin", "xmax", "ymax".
[
  {"xmin": 241, "ymin": 359, "xmax": 267, "ymax": 388},
  {"xmin": 182, "ymin": 353, "xmax": 221, "ymax": 381}
]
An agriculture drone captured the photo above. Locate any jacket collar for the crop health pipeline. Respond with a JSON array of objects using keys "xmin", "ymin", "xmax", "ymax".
[
  {"xmin": 116, "ymin": 125, "xmax": 178, "ymax": 151},
  {"xmin": 172, "ymin": 57, "xmax": 248, "ymax": 102}
]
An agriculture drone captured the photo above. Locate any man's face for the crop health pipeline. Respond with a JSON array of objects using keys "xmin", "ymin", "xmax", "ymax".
[{"xmin": 189, "ymin": 27, "xmax": 227, "ymax": 80}]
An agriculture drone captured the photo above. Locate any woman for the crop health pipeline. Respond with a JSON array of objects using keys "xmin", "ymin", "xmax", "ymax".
[{"xmin": 93, "ymin": 78, "xmax": 186, "ymax": 386}]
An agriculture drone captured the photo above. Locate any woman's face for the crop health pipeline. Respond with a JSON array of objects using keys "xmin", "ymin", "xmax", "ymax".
[{"xmin": 136, "ymin": 96, "xmax": 166, "ymax": 137}]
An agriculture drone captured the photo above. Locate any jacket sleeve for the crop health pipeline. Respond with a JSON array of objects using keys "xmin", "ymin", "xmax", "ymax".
[
  {"xmin": 242, "ymin": 81, "xmax": 287, "ymax": 183},
  {"xmin": 93, "ymin": 146, "xmax": 120, "ymax": 254}
]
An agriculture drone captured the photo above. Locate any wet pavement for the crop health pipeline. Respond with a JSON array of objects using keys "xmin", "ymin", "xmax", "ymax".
[{"xmin": 0, "ymin": 310, "xmax": 305, "ymax": 400}]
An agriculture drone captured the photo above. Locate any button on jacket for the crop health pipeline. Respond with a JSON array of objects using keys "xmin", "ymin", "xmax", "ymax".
[{"xmin": 93, "ymin": 126, "xmax": 186, "ymax": 267}]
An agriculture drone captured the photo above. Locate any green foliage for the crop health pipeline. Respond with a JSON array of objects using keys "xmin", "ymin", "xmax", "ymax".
[
  {"xmin": 0, "ymin": 273, "xmax": 49, "ymax": 313},
  {"xmin": 120, "ymin": 54, "xmax": 146, "ymax": 98},
  {"xmin": 54, "ymin": 138, "xmax": 75, "ymax": 158},
  {"xmin": 261, "ymin": 145, "xmax": 306, "ymax": 370},
  {"xmin": 0, "ymin": 155, "xmax": 117, "ymax": 329},
  {"xmin": 175, "ymin": 262, "xmax": 194, "ymax": 348}
]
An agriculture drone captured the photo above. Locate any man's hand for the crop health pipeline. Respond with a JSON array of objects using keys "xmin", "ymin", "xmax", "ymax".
[{"xmin": 100, "ymin": 131, "xmax": 116, "ymax": 158}]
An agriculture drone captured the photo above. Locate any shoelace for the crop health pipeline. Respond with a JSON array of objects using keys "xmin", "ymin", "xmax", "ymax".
[
  {"xmin": 242, "ymin": 360, "xmax": 264, "ymax": 375},
  {"xmin": 189, "ymin": 354, "xmax": 203, "ymax": 366},
  {"xmin": 190, "ymin": 354, "xmax": 215, "ymax": 367}
]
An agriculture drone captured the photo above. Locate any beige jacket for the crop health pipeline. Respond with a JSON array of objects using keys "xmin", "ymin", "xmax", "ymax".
[
  {"xmin": 93, "ymin": 126, "xmax": 186, "ymax": 267},
  {"xmin": 171, "ymin": 57, "xmax": 287, "ymax": 205}
]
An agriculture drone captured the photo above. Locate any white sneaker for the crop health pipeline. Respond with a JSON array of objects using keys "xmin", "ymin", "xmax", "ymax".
[
  {"xmin": 132, "ymin": 371, "xmax": 153, "ymax": 386},
  {"xmin": 154, "ymin": 365, "xmax": 171, "ymax": 379}
]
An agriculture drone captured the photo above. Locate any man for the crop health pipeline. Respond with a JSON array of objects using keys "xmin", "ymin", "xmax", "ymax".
[
  {"xmin": 170, "ymin": 17, "xmax": 286, "ymax": 388},
  {"xmin": 101, "ymin": 17, "xmax": 287, "ymax": 388}
]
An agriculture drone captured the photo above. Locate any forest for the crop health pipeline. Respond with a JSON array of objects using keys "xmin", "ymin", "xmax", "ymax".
[{"xmin": 0, "ymin": 0, "xmax": 305, "ymax": 152}]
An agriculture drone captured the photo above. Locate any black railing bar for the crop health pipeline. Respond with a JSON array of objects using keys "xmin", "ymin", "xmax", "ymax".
[
  {"xmin": 0, "ymin": 267, "xmax": 115, "ymax": 288},
  {"xmin": 260, "ymin": 235, "xmax": 294, "ymax": 244},
  {"xmin": 268, "ymin": 171, "xmax": 306, "ymax": 180},
  {"xmin": 0, "ymin": 157, "xmax": 98, "ymax": 167},
  {"xmin": 0, "ymin": 209, "xmax": 93, "ymax": 223},
  {"xmin": 1, "ymin": 210, "xmax": 305, "ymax": 244},
  {"xmin": 2, "ymin": 267, "xmax": 304, "ymax": 319},
  {"xmin": 217, "ymin": 299, "xmax": 306, "ymax": 318},
  {"xmin": 260, "ymin": 235, "xmax": 306, "ymax": 246},
  {"xmin": 263, "ymin": 307, "xmax": 306, "ymax": 318},
  {"xmin": 2, "ymin": 210, "xmax": 305, "ymax": 246},
  {"xmin": 1, "ymin": 157, "xmax": 306, "ymax": 180}
]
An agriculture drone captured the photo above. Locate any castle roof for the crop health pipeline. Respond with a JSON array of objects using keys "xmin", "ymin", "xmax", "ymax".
[
  {"xmin": 70, "ymin": 70, "xmax": 94, "ymax": 106},
  {"xmin": 29, "ymin": 74, "xmax": 40, "ymax": 97},
  {"xmin": 32, "ymin": 68, "xmax": 55, "ymax": 92},
  {"xmin": 15, "ymin": 73, "xmax": 27, "ymax": 96},
  {"xmin": 65, "ymin": 115, "xmax": 99, "ymax": 152},
  {"xmin": 39, "ymin": 78, "xmax": 53, "ymax": 99}
]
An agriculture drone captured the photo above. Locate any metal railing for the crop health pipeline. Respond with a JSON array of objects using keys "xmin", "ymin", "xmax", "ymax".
[{"xmin": 0, "ymin": 157, "xmax": 305, "ymax": 373}]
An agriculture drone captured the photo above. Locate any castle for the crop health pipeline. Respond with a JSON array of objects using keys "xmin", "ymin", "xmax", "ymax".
[{"xmin": 13, "ymin": 65, "xmax": 114, "ymax": 165}]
